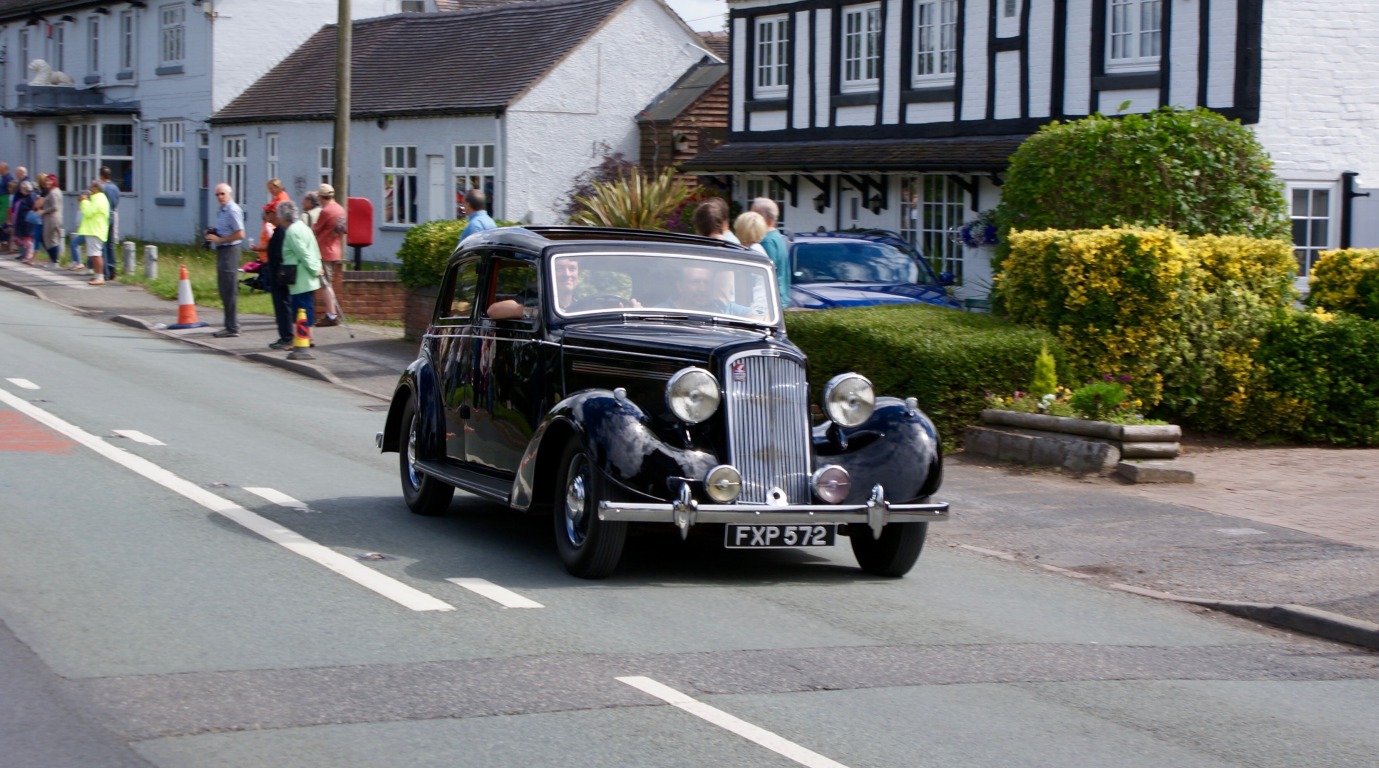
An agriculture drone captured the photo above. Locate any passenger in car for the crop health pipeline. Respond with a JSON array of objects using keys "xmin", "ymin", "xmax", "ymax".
[{"xmin": 672, "ymin": 265, "xmax": 752, "ymax": 316}]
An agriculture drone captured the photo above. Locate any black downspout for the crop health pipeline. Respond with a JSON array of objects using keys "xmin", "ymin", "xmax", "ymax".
[{"xmin": 1340, "ymin": 171, "xmax": 1370, "ymax": 250}]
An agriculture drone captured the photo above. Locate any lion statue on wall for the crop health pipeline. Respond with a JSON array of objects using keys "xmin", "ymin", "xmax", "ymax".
[{"xmin": 27, "ymin": 59, "xmax": 75, "ymax": 86}]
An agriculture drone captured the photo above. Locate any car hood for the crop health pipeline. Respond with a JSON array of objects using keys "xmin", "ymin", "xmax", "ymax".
[
  {"xmin": 561, "ymin": 321, "xmax": 783, "ymax": 362},
  {"xmin": 791, "ymin": 281, "xmax": 959, "ymax": 310}
]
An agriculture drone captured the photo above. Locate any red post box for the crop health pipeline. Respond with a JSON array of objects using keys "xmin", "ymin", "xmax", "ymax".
[{"xmin": 346, "ymin": 197, "xmax": 374, "ymax": 269}]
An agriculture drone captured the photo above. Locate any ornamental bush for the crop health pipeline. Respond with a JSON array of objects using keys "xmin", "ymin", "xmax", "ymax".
[
  {"xmin": 997, "ymin": 228, "xmax": 1193, "ymax": 407},
  {"xmin": 1255, "ymin": 310, "xmax": 1379, "ymax": 445},
  {"xmin": 396, "ymin": 218, "xmax": 518, "ymax": 289},
  {"xmin": 994, "ymin": 107, "xmax": 1288, "ymax": 277},
  {"xmin": 785, "ymin": 305, "xmax": 1060, "ymax": 451},
  {"xmin": 1307, "ymin": 248, "xmax": 1379, "ymax": 320}
]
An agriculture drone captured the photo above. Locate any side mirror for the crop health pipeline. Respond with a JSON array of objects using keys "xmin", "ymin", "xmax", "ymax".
[{"xmin": 938, "ymin": 271, "xmax": 956, "ymax": 287}]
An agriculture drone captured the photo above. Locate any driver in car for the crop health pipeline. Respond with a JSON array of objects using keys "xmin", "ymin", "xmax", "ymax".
[{"xmin": 486, "ymin": 258, "xmax": 580, "ymax": 319}]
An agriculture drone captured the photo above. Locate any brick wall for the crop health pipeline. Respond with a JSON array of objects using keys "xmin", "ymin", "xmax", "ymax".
[{"xmin": 313, "ymin": 270, "xmax": 409, "ymax": 323}]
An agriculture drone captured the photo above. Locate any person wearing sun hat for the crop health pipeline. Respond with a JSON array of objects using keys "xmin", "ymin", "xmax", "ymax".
[{"xmin": 312, "ymin": 183, "xmax": 344, "ymax": 326}]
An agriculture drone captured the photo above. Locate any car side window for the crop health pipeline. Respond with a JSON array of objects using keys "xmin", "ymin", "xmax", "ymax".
[
  {"xmin": 484, "ymin": 259, "xmax": 539, "ymax": 323},
  {"xmin": 445, "ymin": 259, "xmax": 480, "ymax": 320}
]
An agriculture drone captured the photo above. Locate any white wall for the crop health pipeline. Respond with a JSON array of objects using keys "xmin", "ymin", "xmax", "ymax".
[{"xmin": 504, "ymin": 0, "xmax": 702, "ymax": 225}]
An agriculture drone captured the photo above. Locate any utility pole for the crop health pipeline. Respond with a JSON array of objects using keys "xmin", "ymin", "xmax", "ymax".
[{"xmin": 334, "ymin": 0, "xmax": 353, "ymax": 266}]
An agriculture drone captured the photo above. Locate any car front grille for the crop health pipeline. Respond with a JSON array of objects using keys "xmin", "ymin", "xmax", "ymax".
[{"xmin": 723, "ymin": 351, "xmax": 812, "ymax": 504}]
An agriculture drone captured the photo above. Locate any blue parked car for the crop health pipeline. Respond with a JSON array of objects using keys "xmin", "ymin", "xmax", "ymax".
[{"xmin": 787, "ymin": 230, "xmax": 961, "ymax": 310}]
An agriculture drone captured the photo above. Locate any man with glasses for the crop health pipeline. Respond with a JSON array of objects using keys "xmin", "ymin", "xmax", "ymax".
[{"xmin": 204, "ymin": 183, "xmax": 245, "ymax": 337}]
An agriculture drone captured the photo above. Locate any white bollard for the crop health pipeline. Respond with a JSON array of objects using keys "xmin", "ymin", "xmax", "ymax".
[
  {"xmin": 144, "ymin": 245, "xmax": 158, "ymax": 280},
  {"xmin": 122, "ymin": 241, "xmax": 135, "ymax": 275}
]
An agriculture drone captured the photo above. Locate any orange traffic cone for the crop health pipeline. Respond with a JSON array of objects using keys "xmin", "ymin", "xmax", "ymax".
[
  {"xmin": 287, "ymin": 308, "xmax": 314, "ymax": 359},
  {"xmin": 167, "ymin": 264, "xmax": 209, "ymax": 329}
]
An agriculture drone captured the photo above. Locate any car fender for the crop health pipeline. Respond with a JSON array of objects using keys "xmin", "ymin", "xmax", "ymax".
[
  {"xmin": 380, "ymin": 359, "xmax": 444, "ymax": 459},
  {"xmin": 812, "ymin": 397, "xmax": 942, "ymax": 504},
  {"xmin": 512, "ymin": 389, "xmax": 718, "ymax": 510}
]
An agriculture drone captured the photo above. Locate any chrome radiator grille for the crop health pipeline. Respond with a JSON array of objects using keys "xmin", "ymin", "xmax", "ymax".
[{"xmin": 723, "ymin": 352, "xmax": 812, "ymax": 504}]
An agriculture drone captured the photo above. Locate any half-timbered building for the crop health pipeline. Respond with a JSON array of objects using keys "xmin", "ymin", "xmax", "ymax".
[{"xmin": 688, "ymin": 0, "xmax": 1379, "ymax": 300}]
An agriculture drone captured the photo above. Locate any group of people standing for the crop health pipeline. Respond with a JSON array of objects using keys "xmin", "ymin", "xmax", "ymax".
[
  {"xmin": 1, "ymin": 161, "xmax": 120, "ymax": 286},
  {"xmin": 207, "ymin": 178, "xmax": 345, "ymax": 347},
  {"xmin": 691, "ymin": 195, "xmax": 790, "ymax": 310}
]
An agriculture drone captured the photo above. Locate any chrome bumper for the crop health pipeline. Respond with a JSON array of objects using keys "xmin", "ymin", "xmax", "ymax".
[{"xmin": 599, "ymin": 484, "xmax": 948, "ymax": 540}]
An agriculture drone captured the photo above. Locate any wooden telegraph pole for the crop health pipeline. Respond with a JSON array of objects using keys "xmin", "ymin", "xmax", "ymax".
[{"xmin": 334, "ymin": 0, "xmax": 353, "ymax": 266}]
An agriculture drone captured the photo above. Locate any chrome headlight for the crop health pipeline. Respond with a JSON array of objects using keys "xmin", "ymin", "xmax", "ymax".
[
  {"xmin": 666, "ymin": 367, "xmax": 720, "ymax": 424},
  {"xmin": 704, "ymin": 465, "xmax": 742, "ymax": 502},
  {"xmin": 812, "ymin": 465, "xmax": 851, "ymax": 504},
  {"xmin": 823, "ymin": 373, "xmax": 874, "ymax": 427}
]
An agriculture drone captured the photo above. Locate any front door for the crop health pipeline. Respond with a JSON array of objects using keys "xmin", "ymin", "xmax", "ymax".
[{"xmin": 427, "ymin": 155, "xmax": 447, "ymax": 222}]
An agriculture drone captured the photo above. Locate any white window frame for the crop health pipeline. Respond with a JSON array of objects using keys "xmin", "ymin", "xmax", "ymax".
[
  {"xmin": 57, "ymin": 122, "xmax": 135, "ymax": 194},
  {"xmin": 1003, "ymin": 0, "xmax": 1020, "ymax": 17},
  {"xmin": 54, "ymin": 21, "xmax": 67, "ymax": 72},
  {"xmin": 841, "ymin": 4, "xmax": 882, "ymax": 93},
  {"xmin": 1106, "ymin": 0, "xmax": 1161, "ymax": 73},
  {"xmin": 160, "ymin": 4, "xmax": 186, "ymax": 67},
  {"xmin": 744, "ymin": 177, "xmax": 786, "ymax": 225},
  {"xmin": 119, "ymin": 10, "xmax": 137, "ymax": 72},
  {"xmin": 1290, "ymin": 185, "xmax": 1335, "ymax": 278},
  {"xmin": 453, "ymin": 143, "xmax": 495, "ymax": 219},
  {"xmin": 87, "ymin": 16, "xmax": 101, "ymax": 75},
  {"xmin": 265, "ymin": 133, "xmax": 279, "ymax": 182},
  {"xmin": 383, "ymin": 145, "xmax": 418, "ymax": 225},
  {"xmin": 318, "ymin": 147, "xmax": 334, "ymax": 186},
  {"xmin": 754, "ymin": 15, "xmax": 789, "ymax": 99},
  {"xmin": 900, "ymin": 174, "xmax": 966, "ymax": 283},
  {"xmin": 159, "ymin": 120, "xmax": 184, "ymax": 195},
  {"xmin": 913, "ymin": 0, "xmax": 958, "ymax": 87},
  {"xmin": 222, "ymin": 135, "xmax": 247, "ymax": 205}
]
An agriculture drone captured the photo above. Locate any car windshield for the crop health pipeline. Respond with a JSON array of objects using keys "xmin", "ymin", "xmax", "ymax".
[
  {"xmin": 551, "ymin": 251, "xmax": 779, "ymax": 324},
  {"xmin": 793, "ymin": 241, "xmax": 922, "ymax": 284}
]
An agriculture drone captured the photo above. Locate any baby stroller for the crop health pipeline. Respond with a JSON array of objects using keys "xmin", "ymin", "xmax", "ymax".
[{"xmin": 239, "ymin": 260, "xmax": 268, "ymax": 293}]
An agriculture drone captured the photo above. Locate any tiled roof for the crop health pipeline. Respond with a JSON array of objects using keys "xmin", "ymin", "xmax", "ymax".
[
  {"xmin": 638, "ymin": 59, "xmax": 727, "ymax": 122},
  {"xmin": 683, "ymin": 135, "xmax": 1030, "ymax": 173},
  {"xmin": 0, "ymin": 1, "xmax": 85, "ymax": 22},
  {"xmin": 213, "ymin": 0, "xmax": 630, "ymax": 124},
  {"xmin": 698, "ymin": 31, "xmax": 729, "ymax": 61}
]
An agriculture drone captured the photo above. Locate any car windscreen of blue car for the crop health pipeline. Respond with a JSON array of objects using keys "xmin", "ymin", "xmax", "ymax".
[{"xmin": 794, "ymin": 242, "xmax": 921, "ymax": 284}]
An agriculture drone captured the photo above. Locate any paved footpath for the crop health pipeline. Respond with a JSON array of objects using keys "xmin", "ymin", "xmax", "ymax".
[{"xmin": 3, "ymin": 255, "xmax": 1377, "ymax": 648}]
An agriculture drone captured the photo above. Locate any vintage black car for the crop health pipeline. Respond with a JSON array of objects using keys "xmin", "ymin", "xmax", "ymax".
[{"xmin": 377, "ymin": 226, "xmax": 948, "ymax": 578}]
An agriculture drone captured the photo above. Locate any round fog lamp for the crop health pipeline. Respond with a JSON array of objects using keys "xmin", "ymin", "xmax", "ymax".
[
  {"xmin": 704, "ymin": 465, "xmax": 742, "ymax": 502},
  {"xmin": 812, "ymin": 465, "xmax": 851, "ymax": 504},
  {"xmin": 823, "ymin": 373, "xmax": 875, "ymax": 427},
  {"xmin": 666, "ymin": 367, "xmax": 721, "ymax": 424}
]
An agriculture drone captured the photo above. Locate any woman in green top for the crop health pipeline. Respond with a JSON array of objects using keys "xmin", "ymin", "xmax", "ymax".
[
  {"xmin": 76, "ymin": 179, "xmax": 110, "ymax": 285},
  {"xmin": 276, "ymin": 200, "xmax": 322, "ymax": 343}
]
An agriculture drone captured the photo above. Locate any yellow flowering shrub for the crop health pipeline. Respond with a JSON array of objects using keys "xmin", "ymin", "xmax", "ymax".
[{"xmin": 1308, "ymin": 248, "xmax": 1379, "ymax": 320}]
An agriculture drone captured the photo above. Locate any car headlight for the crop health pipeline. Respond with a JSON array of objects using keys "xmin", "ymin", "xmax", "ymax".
[
  {"xmin": 823, "ymin": 373, "xmax": 874, "ymax": 427},
  {"xmin": 704, "ymin": 465, "xmax": 742, "ymax": 502},
  {"xmin": 812, "ymin": 465, "xmax": 851, "ymax": 504},
  {"xmin": 666, "ymin": 367, "xmax": 720, "ymax": 424}
]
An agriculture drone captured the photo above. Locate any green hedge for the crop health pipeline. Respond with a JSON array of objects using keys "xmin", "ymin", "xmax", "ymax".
[
  {"xmin": 1307, "ymin": 248, "xmax": 1379, "ymax": 320},
  {"xmin": 396, "ymin": 218, "xmax": 519, "ymax": 289},
  {"xmin": 785, "ymin": 305, "xmax": 1059, "ymax": 450},
  {"xmin": 1256, "ymin": 311, "xmax": 1379, "ymax": 445}
]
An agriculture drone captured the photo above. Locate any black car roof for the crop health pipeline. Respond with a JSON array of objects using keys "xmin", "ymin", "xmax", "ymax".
[{"xmin": 456, "ymin": 226, "xmax": 771, "ymax": 266}]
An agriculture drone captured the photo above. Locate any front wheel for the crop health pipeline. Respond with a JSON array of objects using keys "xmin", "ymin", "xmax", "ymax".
[
  {"xmin": 399, "ymin": 395, "xmax": 454, "ymax": 516},
  {"xmin": 553, "ymin": 439, "xmax": 627, "ymax": 579},
  {"xmin": 849, "ymin": 522, "xmax": 927, "ymax": 577}
]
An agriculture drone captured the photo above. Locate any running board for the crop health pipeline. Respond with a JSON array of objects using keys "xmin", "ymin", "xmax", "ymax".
[{"xmin": 413, "ymin": 460, "xmax": 512, "ymax": 504}]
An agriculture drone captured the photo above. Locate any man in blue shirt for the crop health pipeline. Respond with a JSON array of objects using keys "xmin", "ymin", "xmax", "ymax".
[
  {"xmin": 457, "ymin": 189, "xmax": 496, "ymax": 246},
  {"xmin": 99, "ymin": 166, "xmax": 121, "ymax": 280},
  {"xmin": 752, "ymin": 198, "xmax": 791, "ymax": 310},
  {"xmin": 204, "ymin": 183, "xmax": 246, "ymax": 337}
]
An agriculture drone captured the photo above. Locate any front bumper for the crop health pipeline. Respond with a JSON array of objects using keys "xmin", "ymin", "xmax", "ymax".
[{"xmin": 599, "ymin": 483, "xmax": 948, "ymax": 540}]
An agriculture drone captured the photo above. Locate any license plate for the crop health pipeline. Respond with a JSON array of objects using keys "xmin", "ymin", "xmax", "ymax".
[{"xmin": 724, "ymin": 524, "xmax": 837, "ymax": 548}]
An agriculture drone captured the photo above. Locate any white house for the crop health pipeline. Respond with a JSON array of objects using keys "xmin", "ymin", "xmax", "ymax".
[
  {"xmin": 0, "ymin": 0, "xmax": 404, "ymax": 243},
  {"xmin": 210, "ymin": 0, "xmax": 710, "ymax": 260},
  {"xmin": 687, "ymin": 0, "xmax": 1379, "ymax": 301}
]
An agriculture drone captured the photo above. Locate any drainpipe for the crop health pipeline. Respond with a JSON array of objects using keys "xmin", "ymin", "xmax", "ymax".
[{"xmin": 1340, "ymin": 171, "xmax": 1370, "ymax": 250}]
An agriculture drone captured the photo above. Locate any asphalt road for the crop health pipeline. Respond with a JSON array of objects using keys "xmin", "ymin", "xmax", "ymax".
[{"xmin": 3, "ymin": 289, "xmax": 1379, "ymax": 768}]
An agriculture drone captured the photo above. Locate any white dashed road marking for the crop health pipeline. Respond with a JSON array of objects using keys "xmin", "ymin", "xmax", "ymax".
[
  {"xmin": 446, "ymin": 577, "xmax": 543, "ymax": 608},
  {"xmin": 5, "ymin": 378, "xmax": 39, "ymax": 390},
  {"xmin": 617, "ymin": 676, "xmax": 850, "ymax": 768},
  {"xmin": 244, "ymin": 486, "xmax": 316, "ymax": 513},
  {"xmin": 0, "ymin": 389, "xmax": 455, "ymax": 613},
  {"xmin": 112, "ymin": 429, "xmax": 166, "ymax": 445}
]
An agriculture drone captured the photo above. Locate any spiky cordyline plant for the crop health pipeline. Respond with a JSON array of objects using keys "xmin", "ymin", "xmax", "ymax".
[{"xmin": 569, "ymin": 167, "xmax": 691, "ymax": 230}]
